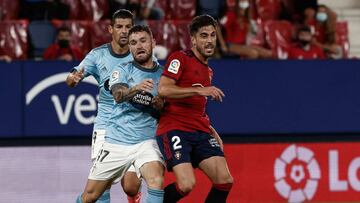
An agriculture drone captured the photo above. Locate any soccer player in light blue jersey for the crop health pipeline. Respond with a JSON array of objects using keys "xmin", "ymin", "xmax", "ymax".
[
  {"xmin": 77, "ymin": 25, "xmax": 165, "ymax": 203},
  {"xmin": 67, "ymin": 9, "xmax": 142, "ymax": 203}
]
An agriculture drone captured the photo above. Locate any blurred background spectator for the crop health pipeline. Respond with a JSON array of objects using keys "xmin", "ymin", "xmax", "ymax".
[
  {"xmin": 0, "ymin": 0, "xmax": 359, "ymax": 61},
  {"xmin": 43, "ymin": 26, "xmax": 83, "ymax": 61},
  {"xmin": 288, "ymin": 25, "xmax": 324, "ymax": 59},
  {"xmin": 217, "ymin": 0, "xmax": 273, "ymax": 59}
]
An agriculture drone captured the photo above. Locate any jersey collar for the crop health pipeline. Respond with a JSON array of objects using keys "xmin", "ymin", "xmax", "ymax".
[
  {"xmin": 107, "ymin": 43, "xmax": 131, "ymax": 58},
  {"xmin": 132, "ymin": 61, "xmax": 160, "ymax": 72}
]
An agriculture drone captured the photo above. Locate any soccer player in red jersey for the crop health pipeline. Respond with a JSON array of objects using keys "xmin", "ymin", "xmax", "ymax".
[{"xmin": 156, "ymin": 15, "xmax": 233, "ymax": 203}]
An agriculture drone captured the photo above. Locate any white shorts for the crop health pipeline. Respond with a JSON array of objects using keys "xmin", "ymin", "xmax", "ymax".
[
  {"xmin": 88, "ymin": 139, "xmax": 164, "ymax": 181},
  {"xmin": 91, "ymin": 129, "xmax": 139, "ymax": 182}
]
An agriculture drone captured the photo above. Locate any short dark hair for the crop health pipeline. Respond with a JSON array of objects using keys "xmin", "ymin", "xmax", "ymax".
[
  {"xmin": 189, "ymin": 14, "xmax": 217, "ymax": 36},
  {"xmin": 58, "ymin": 26, "xmax": 71, "ymax": 34},
  {"xmin": 111, "ymin": 9, "xmax": 134, "ymax": 26},
  {"xmin": 128, "ymin": 25, "xmax": 153, "ymax": 38}
]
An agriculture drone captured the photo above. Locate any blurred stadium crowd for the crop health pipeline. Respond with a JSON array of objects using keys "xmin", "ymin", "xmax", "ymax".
[{"xmin": 0, "ymin": 0, "xmax": 353, "ymax": 62}]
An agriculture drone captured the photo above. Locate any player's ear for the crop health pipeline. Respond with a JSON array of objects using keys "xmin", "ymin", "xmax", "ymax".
[
  {"xmin": 108, "ymin": 24, "xmax": 113, "ymax": 34},
  {"xmin": 191, "ymin": 35, "xmax": 196, "ymax": 47}
]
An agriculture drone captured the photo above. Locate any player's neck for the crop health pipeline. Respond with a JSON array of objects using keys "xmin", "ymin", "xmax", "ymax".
[
  {"xmin": 136, "ymin": 59, "xmax": 155, "ymax": 69},
  {"xmin": 111, "ymin": 41, "xmax": 129, "ymax": 55},
  {"xmin": 191, "ymin": 47, "xmax": 208, "ymax": 65}
]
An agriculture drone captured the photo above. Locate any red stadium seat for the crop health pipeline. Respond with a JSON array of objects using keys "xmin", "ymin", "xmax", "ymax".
[
  {"xmin": 168, "ymin": 0, "xmax": 196, "ymax": 20},
  {"xmin": 88, "ymin": 20, "xmax": 112, "ymax": 48},
  {"xmin": 79, "ymin": 0, "xmax": 109, "ymax": 21},
  {"xmin": 0, "ymin": 0, "xmax": 19, "ymax": 20},
  {"xmin": 60, "ymin": 0, "xmax": 82, "ymax": 19},
  {"xmin": 263, "ymin": 20, "xmax": 294, "ymax": 59},
  {"xmin": 51, "ymin": 20, "xmax": 91, "ymax": 55},
  {"xmin": 255, "ymin": 0, "xmax": 281, "ymax": 21},
  {"xmin": 147, "ymin": 20, "xmax": 180, "ymax": 56},
  {"xmin": 175, "ymin": 20, "xmax": 191, "ymax": 51},
  {"xmin": 249, "ymin": 19, "xmax": 266, "ymax": 47},
  {"xmin": 0, "ymin": 20, "xmax": 29, "ymax": 60},
  {"xmin": 336, "ymin": 21, "xmax": 350, "ymax": 58}
]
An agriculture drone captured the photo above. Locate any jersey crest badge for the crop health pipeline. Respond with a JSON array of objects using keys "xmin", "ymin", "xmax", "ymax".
[
  {"xmin": 111, "ymin": 71, "xmax": 119, "ymax": 83},
  {"xmin": 175, "ymin": 151, "xmax": 182, "ymax": 160},
  {"xmin": 168, "ymin": 59, "xmax": 180, "ymax": 74}
]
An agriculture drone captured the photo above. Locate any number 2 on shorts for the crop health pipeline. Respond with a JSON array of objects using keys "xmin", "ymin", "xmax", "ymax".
[{"xmin": 171, "ymin": 136, "xmax": 182, "ymax": 150}]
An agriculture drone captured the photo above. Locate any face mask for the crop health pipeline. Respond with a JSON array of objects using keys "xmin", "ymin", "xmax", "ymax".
[
  {"xmin": 58, "ymin": 39, "xmax": 70, "ymax": 48},
  {"xmin": 239, "ymin": 1, "xmax": 249, "ymax": 9},
  {"xmin": 316, "ymin": 12, "xmax": 328, "ymax": 22},
  {"xmin": 299, "ymin": 39, "xmax": 310, "ymax": 47}
]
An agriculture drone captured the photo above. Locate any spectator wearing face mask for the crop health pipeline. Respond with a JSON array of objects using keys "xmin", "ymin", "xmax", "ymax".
[
  {"xmin": 43, "ymin": 26, "xmax": 83, "ymax": 61},
  {"xmin": 303, "ymin": 5, "xmax": 339, "ymax": 54},
  {"xmin": 288, "ymin": 26, "xmax": 324, "ymax": 60},
  {"xmin": 217, "ymin": 0, "xmax": 272, "ymax": 59}
]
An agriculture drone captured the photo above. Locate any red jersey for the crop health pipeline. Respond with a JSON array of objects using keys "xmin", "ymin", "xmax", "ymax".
[
  {"xmin": 221, "ymin": 11, "xmax": 248, "ymax": 44},
  {"xmin": 43, "ymin": 44, "xmax": 83, "ymax": 60},
  {"xmin": 306, "ymin": 20, "xmax": 326, "ymax": 43},
  {"xmin": 157, "ymin": 50, "xmax": 212, "ymax": 135},
  {"xmin": 288, "ymin": 43, "xmax": 325, "ymax": 59}
]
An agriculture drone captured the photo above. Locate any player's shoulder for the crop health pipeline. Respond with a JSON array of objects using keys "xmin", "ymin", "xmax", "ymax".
[
  {"xmin": 168, "ymin": 50, "xmax": 193, "ymax": 59},
  {"xmin": 167, "ymin": 50, "xmax": 195, "ymax": 67},
  {"xmin": 88, "ymin": 43, "xmax": 109, "ymax": 56},
  {"xmin": 92, "ymin": 43, "xmax": 109, "ymax": 52},
  {"xmin": 92, "ymin": 44, "xmax": 108, "ymax": 53}
]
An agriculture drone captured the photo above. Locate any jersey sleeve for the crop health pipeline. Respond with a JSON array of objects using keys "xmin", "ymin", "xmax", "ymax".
[
  {"xmin": 162, "ymin": 51, "xmax": 185, "ymax": 81},
  {"xmin": 73, "ymin": 49, "xmax": 99, "ymax": 78},
  {"xmin": 109, "ymin": 63, "xmax": 129, "ymax": 90}
]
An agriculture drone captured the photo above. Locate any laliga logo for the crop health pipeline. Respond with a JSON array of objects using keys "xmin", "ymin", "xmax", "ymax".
[
  {"xmin": 274, "ymin": 144, "xmax": 321, "ymax": 203},
  {"xmin": 26, "ymin": 72, "xmax": 98, "ymax": 125}
]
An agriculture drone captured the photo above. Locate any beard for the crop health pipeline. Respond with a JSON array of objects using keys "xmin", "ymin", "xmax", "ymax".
[
  {"xmin": 134, "ymin": 50, "xmax": 152, "ymax": 65},
  {"xmin": 196, "ymin": 43, "xmax": 215, "ymax": 58}
]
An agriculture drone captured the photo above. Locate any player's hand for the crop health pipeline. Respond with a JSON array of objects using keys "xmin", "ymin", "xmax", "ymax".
[
  {"xmin": 135, "ymin": 79, "xmax": 154, "ymax": 93},
  {"xmin": 210, "ymin": 125, "xmax": 224, "ymax": 151},
  {"xmin": 151, "ymin": 96, "xmax": 164, "ymax": 110},
  {"xmin": 197, "ymin": 86, "xmax": 225, "ymax": 102},
  {"xmin": 70, "ymin": 67, "xmax": 85, "ymax": 85}
]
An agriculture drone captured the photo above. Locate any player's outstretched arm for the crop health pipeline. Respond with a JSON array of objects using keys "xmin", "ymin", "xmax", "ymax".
[
  {"xmin": 158, "ymin": 76, "xmax": 201, "ymax": 99},
  {"xmin": 111, "ymin": 79, "xmax": 154, "ymax": 103},
  {"xmin": 158, "ymin": 76, "xmax": 225, "ymax": 101},
  {"xmin": 66, "ymin": 67, "xmax": 84, "ymax": 87}
]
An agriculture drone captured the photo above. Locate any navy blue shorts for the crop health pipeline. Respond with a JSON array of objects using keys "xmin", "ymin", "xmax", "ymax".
[{"xmin": 156, "ymin": 130, "xmax": 224, "ymax": 171}]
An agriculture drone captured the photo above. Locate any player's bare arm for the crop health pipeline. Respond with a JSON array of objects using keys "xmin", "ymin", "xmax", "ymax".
[
  {"xmin": 151, "ymin": 96, "xmax": 164, "ymax": 111},
  {"xmin": 158, "ymin": 76, "xmax": 225, "ymax": 101},
  {"xmin": 111, "ymin": 78, "xmax": 154, "ymax": 103},
  {"xmin": 66, "ymin": 67, "xmax": 84, "ymax": 87}
]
